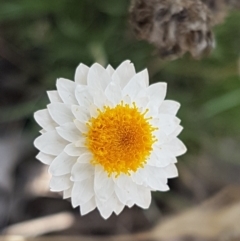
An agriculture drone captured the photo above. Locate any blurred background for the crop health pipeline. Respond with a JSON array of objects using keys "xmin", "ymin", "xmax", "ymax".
[{"xmin": 0, "ymin": 0, "xmax": 240, "ymax": 240}]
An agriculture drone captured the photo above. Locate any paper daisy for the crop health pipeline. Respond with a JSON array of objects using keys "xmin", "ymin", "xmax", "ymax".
[{"xmin": 34, "ymin": 60, "xmax": 186, "ymax": 219}]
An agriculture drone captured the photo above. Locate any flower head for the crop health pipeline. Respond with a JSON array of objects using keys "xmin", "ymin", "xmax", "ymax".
[{"xmin": 34, "ymin": 60, "xmax": 186, "ymax": 219}]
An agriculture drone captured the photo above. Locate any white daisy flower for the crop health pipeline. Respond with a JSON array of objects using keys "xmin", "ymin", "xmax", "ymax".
[{"xmin": 34, "ymin": 60, "xmax": 187, "ymax": 219}]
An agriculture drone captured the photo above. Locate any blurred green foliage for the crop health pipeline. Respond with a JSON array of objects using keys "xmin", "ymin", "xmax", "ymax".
[{"xmin": 0, "ymin": 0, "xmax": 240, "ymax": 164}]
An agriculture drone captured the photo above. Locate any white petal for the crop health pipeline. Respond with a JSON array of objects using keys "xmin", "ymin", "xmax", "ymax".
[
  {"xmin": 71, "ymin": 105, "xmax": 90, "ymax": 122},
  {"xmin": 56, "ymin": 122, "xmax": 80, "ymax": 142},
  {"xmin": 50, "ymin": 174, "xmax": 71, "ymax": 191},
  {"xmin": 94, "ymin": 166, "xmax": 114, "ymax": 201},
  {"xmin": 104, "ymin": 82, "xmax": 122, "ymax": 106},
  {"xmin": 114, "ymin": 184, "xmax": 129, "ymax": 205},
  {"xmin": 134, "ymin": 97, "xmax": 149, "ymax": 110},
  {"xmin": 158, "ymin": 114, "xmax": 181, "ymax": 135},
  {"xmin": 48, "ymin": 103, "xmax": 73, "ymax": 125},
  {"xmin": 39, "ymin": 129, "xmax": 46, "ymax": 134},
  {"xmin": 122, "ymin": 71, "xmax": 147, "ymax": 100},
  {"xmin": 95, "ymin": 191, "xmax": 124, "ymax": 216},
  {"xmin": 36, "ymin": 152, "xmax": 55, "ymax": 165},
  {"xmin": 131, "ymin": 165, "xmax": 167, "ymax": 190},
  {"xmin": 34, "ymin": 130, "xmax": 68, "ymax": 155},
  {"xmin": 122, "ymin": 95, "xmax": 131, "ymax": 105},
  {"xmin": 153, "ymin": 129, "xmax": 168, "ymax": 145},
  {"xmin": 159, "ymin": 100, "xmax": 180, "ymax": 115},
  {"xmin": 162, "ymin": 138, "xmax": 187, "ymax": 157},
  {"xmin": 87, "ymin": 63, "xmax": 111, "ymax": 91},
  {"xmin": 77, "ymin": 152, "xmax": 92, "ymax": 163},
  {"xmin": 112, "ymin": 60, "xmax": 136, "ymax": 89},
  {"xmin": 116, "ymin": 174, "xmax": 131, "ymax": 191},
  {"xmin": 75, "ymin": 85, "xmax": 93, "ymax": 107},
  {"xmin": 56, "ymin": 78, "xmax": 77, "ymax": 104},
  {"xmin": 49, "ymin": 151, "xmax": 77, "ymax": 176},
  {"xmin": 106, "ymin": 64, "xmax": 115, "ymax": 77},
  {"xmin": 168, "ymin": 125, "xmax": 184, "ymax": 140},
  {"xmin": 145, "ymin": 101, "xmax": 159, "ymax": 118},
  {"xmin": 128, "ymin": 182, "xmax": 151, "ymax": 209},
  {"xmin": 104, "ymin": 193, "xmax": 125, "ymax": 217},
  {"xmin": 63, "ymin": 187, "xmax": 72, "ymax": 199},
  {"xmin": 91, "ymin": 89, "xmax": 110, "ymax": 109},
  {"xmin": 71, "ymin": 163, "xmax": 94, "ymax": 182},
  {"xmin": 143, "ymin": 166, "xmax": 169, "ymax": 191},
  {"xmin": 131, "ymin": 168, "xmax": 147, "ymax": 185},
  {"xmin": 163, "ymin": 164, "xmax": 178, "ymax": 178},
  {"xmin": 126, "ymin": 200, "xmax": 134, "ymax": 208},
  {"xmin": 75, "ymin": 63, "xmax": 89, "ymax": 85},
  {"xmin": 148, "ymin": 151, "xmax": 176, "ymax": 167},
  {"xmin": 147, "ymin": 82, "xmax": 167, "ymax": 105},
  {"xmin": 34, "ymin": 109, "xmax": 57, "ymax": 131},
  {"xmin": 71, "ymin": 178, "xmax": 94, "ymax": 207},
  {"xmin": 75, "ymin": 136, "xmax": 86, "ymax": 147},
  {"xmin": 148, "ymin": 179, "xmax": 169, "ymax": 192},
  {"xmin": 152, "ymin": 146, "xmax": 177, "ymax": 166},
  {"xmin": 117, "ymin": 175, "xmax": 151, "ymax": 208},
  {"xmin": 95, "ymin": 196, "xmax": 114, "ymax": 219},
  {"xmin": 80, "ymin": 197, "xmax": 96, "ymax": 215},
  {"xmin": 120, "ymin": 181, "xmax": 151, "ymax": 208},
  {"xmin": 89, "ymin": 104, "xmax": 99, "ymax": 118},
  {"xmin": 141, "ymin": 69, "xmax": 149, "ymax": 86},
  {"xmin": 64, "ymin": 143, "xmax": 86, "ymax": 156},
  {"xmin": 149, "ymin": 117, "xmax": 160, "ymax": 127},
  {"xmin": 131, "ymin": 69, "xmax": 148, "ymax": 88},
  {"xmin": 114, "ymin": 202, "xmax": 125, "ymax": 215},
  {"xmin": 47, "ymin": 91, "xmax": 62, "ymax": 103},
  {"xmin": 74, "ymin": 119, "xmax": 88, "ymax": 133}
]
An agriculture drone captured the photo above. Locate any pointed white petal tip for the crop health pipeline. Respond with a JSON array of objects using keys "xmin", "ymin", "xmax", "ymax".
[
  {"xmin": 36, "ymin": 152, "xmax": 55, "ymax": 165},
  {"xmin": 75, "ymin": 63, "xmax": 89, "ymax": 85},
  {"xmin": 49, "ymin": 151, "xmax": 76, "ymax": 176},
  {"xmin": 47, "ymin": 91, "xmax": 62, "ymax": 103},
  {"xmin": 34, "ymin": 109, "xmax": 57, "ymax": 131},
  {"xmin": 106, "ymin": 64, "xmax": 115, "ymax": 76},
  {"xmin": 49, "ymin": 175, "xmax": 72, "ymax": 192},
  {"xmin": 34, "ymin": 130, "xmax": 68, "ymax": 156}
]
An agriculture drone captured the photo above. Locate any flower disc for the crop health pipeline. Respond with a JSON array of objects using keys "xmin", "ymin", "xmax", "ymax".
[{"xmin": 86, "ymin": 102, "xmax": 157, "ymax": 176}]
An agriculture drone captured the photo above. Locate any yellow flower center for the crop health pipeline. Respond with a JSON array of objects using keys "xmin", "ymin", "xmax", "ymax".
[{"xmin": 85, "ymin": 102, "xmax": 157, "ymax": 176}]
